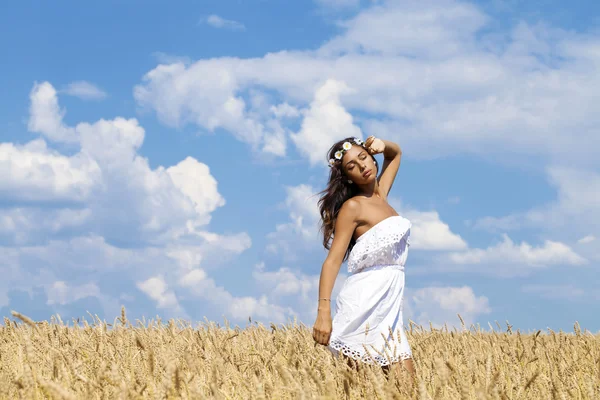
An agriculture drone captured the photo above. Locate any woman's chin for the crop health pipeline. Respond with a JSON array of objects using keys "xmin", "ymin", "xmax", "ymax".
[{"xmin": 359, "ymin": 175, "xmax": 376, "ymax": 185}]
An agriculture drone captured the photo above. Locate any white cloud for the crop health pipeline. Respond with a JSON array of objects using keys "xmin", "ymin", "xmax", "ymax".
[
  {"xmin": 47, "ymin": 281, "xmax": 101, "ymax": 305},
  {"xmin": 28, "ymin": 82, "xmax": 77, "ymax": 143},
  {"xmin": 474, "ymin": 167, "xmax": 600, "ymax": 233},
  {"xmin": 291, "ymin": 79, "xmax": 362, "ymax": 166},
  {"xmin": 253, "ymin": 262, "xmax": 318, "ymax": 299},
  {"xmin": 270, "ymin": 103, "xmax": 300, "ymax": 119},
  {"xmin": 319, "ymin": 0, "xmax": 487, "ymax": 57},
  {"xmin": 166, "ymin": 157, "xmax": 225, "ymax": 221},
  {"xmin": 267, "ymin": 185, "xmax": 467, "ymax": 258},
  {"xmin": 251, "ymin": 262, "xmax": 347, "ymax": 323},
  {"xmin": 0, "ymin": 82, "xmax": 254, "ymax": 323},
  {"xmin": 179, "ymin": 271, "xmax": 293, "ymax": 323},
  {"xmin": 266, "ymin": 184, "xmax": 323, "ymax": 260},
  {"xmin": 0, "ymin": 228, "xmax": 253, "ymax": 321},
  {"xmin": 406, "ymin": 286, "xmax": 491, "ymax": 328},
  {"xmin": 404, "ymin": 210, "xmax": 467, "ymax": 250},
  {"xmin": 178, "ymin": 269, "xmax": 207, "ymax": 287},
  {"xmin": 387, "ymin": 197, "xmax": 467, "ymax": 250},
  {"xmin": 444, "ymin": 234, "xmax": 587, "ymax": 276},
  {"xmin": 62, "ymin": 81, "xmax": 107, "ymax": 100},
  {"xmin": 472, "ymin": 166, "xmax": 600, "ymax": 264},
  {"xmin": 134, "ymin": 0, "xmax": 600, "ymax": 168},
  {"xmin": 578, "ymin": 235, "xmax": 596, "ymax": 244},
  {"xmin": 203, "ymin": 15, "xmax": 246, "ymax": 31},
  {"xmin": 137, "ymin": 276, "xmax": 181, "ymax": 310},
  {"xmin": 13, "ymin": 83, "xmax": 229, "ymax": 246},
  {"xmin": 0, "ymin": 139, "xmax": 101, "ymax": 203},
  {"xmin": 133, "ymin": 62, "xmax": 287, "ymax": 156},
  {"xmin": 0, "ymin": 208, "xmax": 91, "ymax": 246}
]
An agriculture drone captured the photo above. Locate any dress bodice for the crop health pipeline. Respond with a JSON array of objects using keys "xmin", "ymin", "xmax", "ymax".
[{"xmin": 346, "ymin": 215, "xmax": 411, "ymax": 274}]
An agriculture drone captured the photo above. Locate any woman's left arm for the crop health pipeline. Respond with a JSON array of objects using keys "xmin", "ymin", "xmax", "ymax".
[{"xmin": 372, "ymin": 138, "xmax": 402, "ymax": 197}]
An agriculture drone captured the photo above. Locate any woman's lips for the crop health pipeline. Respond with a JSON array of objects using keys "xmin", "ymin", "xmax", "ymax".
[{"xmin": 363, "ymin": 170, "xmax": 372, "ymax": 178}]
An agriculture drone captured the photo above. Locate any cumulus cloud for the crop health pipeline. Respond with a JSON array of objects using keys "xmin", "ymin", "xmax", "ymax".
[
  {"xmin": 62, "ymin": 81, "xmax": 107, "ymax": 100},
  {"xmin": 0, "ymin": 208, "xmax": 91, "ymax": 246},
  {"xmin": 46, "ymin": 281, "xmax": 101, "ymax": 306},
  {"xmin": 134, "ymin": 0, "xmax": 600, "ymax": 168},
  {"xmin": 137, "ymin": 276, "xmax": 182, "ymax": 311},
  {"xmin": 16, "ymin": 85, "xmax": 227, "ymax": 246},
  {"xmin": 133, "ymin": 62, "xmax": 289, "ymax": 156},
  {"xmin": 266, "ymin": 185, "xmax": 467, "ymax": 259},
  {"xmin": 0, "ymin": 139, "xmax": 101, "ymax": 203},
  {"xmin": 291, "ymin": 79, "xmax": 362, "ymax": 166},
  {"xmin": 28, "ymin": 82, "xmax": 77, "ymax": 143},
  {"xmin": 474, "ymin": 167, "xmax": 600, "ymax": 234},
  {"xmin": 406, "ymin": 286, "xmax": 491, "ymax": 328},
  {"xmin": 471, "ymin": 166, "xmax": 600, "ymax": 265},
  {"xmin": 442, "ymin": 234, "xmax": 587, "ymax": 277},
  {"xmin": 253, "ymin": 262, "xmax": 318, "ymax": 300},
  {"xmin": 251, "ymin": 262, "xmax": 348, "ymax": 323},
  {"xmin": 266, "ymin": 184, "xmax": 323, "ymax": 260},
  {"xmin": 402, "ymin": 209, "xmax": 467, "ymax": 250},
  {"xmin": 179, "ymin": 267, "xmax": 294, "ymax": 323},
  {"xmin": 319, "ymin": 0, "xmax": 487, "ymax": 58},
  {"xmin": 0, "ymin": 82, "xmax": 256, "ymax": 323}
]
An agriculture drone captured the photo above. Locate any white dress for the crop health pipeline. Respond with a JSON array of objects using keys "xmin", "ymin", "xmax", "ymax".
[{"xmin": 328, "ymin": 215, "xmax": 413, "ymax": 366}]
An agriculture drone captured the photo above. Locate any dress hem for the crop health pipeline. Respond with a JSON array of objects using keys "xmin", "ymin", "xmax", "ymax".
[{"xmin": 329, "ymin": 338, "xmax": 412, "ymax": 366}]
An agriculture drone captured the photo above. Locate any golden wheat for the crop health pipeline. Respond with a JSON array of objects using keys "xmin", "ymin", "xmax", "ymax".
[{"xmin": 1, "ymin": 309, "xmax": 598, "ymax": 399}]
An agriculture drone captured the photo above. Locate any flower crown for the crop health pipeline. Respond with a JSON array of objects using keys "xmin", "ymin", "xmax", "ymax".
[{"xmin": 328, "ymin": 137, "xmax": 364, "ymax": 167}]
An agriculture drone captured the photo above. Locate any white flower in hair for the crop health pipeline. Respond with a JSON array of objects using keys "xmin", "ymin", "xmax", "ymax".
[
  {"xmin": 342, "ymin": 141, "xmax": 352, "ymax": 151},
  {"xmin": 334, "ymin": 150, "xmax": 343, "ymax": 160},
  {"xmin": 328, "ymin": 158, "xmax": 335, "ymax": 167},
  {"xmin": 354, "ymin": 137, "xmax": 363, "ymax": 145}
]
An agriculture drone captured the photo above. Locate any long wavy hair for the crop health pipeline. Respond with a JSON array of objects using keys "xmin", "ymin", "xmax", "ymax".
[{"xmin": 317, "ymin": 137, "xmax": 379, "ymax": 261}]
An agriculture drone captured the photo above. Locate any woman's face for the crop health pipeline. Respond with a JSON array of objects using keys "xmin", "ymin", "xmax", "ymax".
[{"xmin": 341, "ymin": 145, "xmax": 377, "ymax": 185}]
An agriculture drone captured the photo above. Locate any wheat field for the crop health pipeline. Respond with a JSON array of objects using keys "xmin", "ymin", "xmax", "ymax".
[{"xmin": 1, "ymin": 309, "xmax": 598, "ymax": 399}]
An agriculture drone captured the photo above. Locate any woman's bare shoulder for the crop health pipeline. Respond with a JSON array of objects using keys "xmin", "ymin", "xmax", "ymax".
[
  {"xmin": 339, "ymin": 197, "xmax": 362, "ymax": 218},
  {"xmin": 336, "ymin": 197, "xmax": 366, "ymax": 228}
]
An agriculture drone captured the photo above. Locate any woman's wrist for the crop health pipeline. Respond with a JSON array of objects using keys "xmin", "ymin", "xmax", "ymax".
[{"xmin": 317, "ymin": 298, "xmax": 331, "ymax": 311}]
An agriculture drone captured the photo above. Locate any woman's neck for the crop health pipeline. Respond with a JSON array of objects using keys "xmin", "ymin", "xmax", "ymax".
[{"xmin": 357, "ymin": 180, "xmax": 381, "ymax": 198}]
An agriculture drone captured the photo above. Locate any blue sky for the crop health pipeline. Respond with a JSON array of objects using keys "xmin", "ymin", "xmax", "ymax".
[{"xmin": 1, "ymin": 0, "xmax": 598, "ymax": 333}]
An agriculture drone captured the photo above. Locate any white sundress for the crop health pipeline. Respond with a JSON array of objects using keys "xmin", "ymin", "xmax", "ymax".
[{"xmin": 328, "ymin": 215, "xmax": 413, "ymax": 366}]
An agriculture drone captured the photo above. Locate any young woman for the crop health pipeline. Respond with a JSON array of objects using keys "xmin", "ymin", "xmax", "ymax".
[{"xmin": 312, "ymin": 135, "xmax": 415, "ymax": 379}]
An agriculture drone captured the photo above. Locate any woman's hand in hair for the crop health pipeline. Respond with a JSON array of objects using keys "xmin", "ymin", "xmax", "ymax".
[{"xmin": 365, "ymin": 136, "xmax": 386, "ymax": 155}]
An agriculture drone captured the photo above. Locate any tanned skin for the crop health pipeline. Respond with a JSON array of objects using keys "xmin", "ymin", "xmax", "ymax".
[{"xmin": 312, "ymin": 137, "xmax": 415, "ymax": 381}]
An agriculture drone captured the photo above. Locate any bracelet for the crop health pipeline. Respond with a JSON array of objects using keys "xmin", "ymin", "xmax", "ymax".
[{"xmin": 319, "ymin": 298, "xmax": 331, "ymax": 302}]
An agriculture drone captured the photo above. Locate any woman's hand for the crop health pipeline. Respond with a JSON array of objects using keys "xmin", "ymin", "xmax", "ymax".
[
  {"xmin": 312, "ymin": 310, "xmax": 333, "ymax": 346},
  {"xmin": 365, "ymin": 136, "xmax": 386, "ymax": 155}
]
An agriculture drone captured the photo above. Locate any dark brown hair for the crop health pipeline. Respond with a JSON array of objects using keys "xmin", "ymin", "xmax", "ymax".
[{"xmin": 317, "ymin": 137, "xmax": 378, "ymax": 261}]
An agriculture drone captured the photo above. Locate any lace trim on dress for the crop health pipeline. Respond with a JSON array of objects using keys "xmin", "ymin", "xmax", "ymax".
[
  {"xmin": 329, "ymin": 338, "xmax": 412, "ymax": 366},
  {"xmin": 347, "ymin": 216, "xmax": 412, "ymax": 274}
]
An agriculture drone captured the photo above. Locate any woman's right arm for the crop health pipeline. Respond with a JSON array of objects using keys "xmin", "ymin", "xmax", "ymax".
[{"xmin": 312, "ymin": 198, "xmax": 360, "ymax": 346}]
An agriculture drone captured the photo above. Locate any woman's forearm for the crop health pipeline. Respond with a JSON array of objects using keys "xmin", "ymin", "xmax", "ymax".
[
  {"xmin": 317, "ymin": 260, "xmax": 342, "ymax": 313},
  {"xmin": 381, "ymin": 139, "xmax": 402, "ymax": 160}
]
